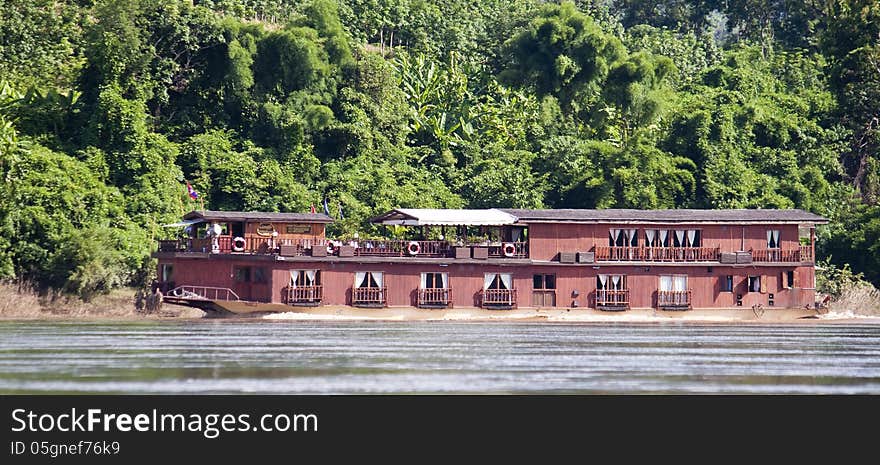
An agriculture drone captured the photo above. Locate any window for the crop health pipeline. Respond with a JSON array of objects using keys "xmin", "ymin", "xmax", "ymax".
[
  {"xmin": 671, "ymin": 230, "xmax": 701, "ymax": 247},
  {"xmin": 290, "ymin": 270, "xmax": 320, "ymax": 287},
  {"xmin": 597, "ymin": 274, "xmax": 626, "ymax": 291},
  {"xmin": 484, "ymin": 273, "xmax": 512, "ymax": 290},
  {"xmin": 253, "ymin": 267, "xmax": 268, "ymax": 284},
  {"xmin": 421, "ymin": 272, "xmax": 448, "ymax": 289},
  {"xmin": 720, "ymin": 275, "xmax": 733, "ymax": 292},
  {"xmin": 786, "ymin": 270, "xmax": 795, "ymax": 289},
  {"xmin": 748, "ymin": 275, "xmax": 762, "ymax": 293},
  {"xmin": 767, "ymin": 230, "xmax": 781, "ymax": 249},
  {"xmin": 609, "ymin": 229, "xmax": 638, "ymax": 247},
  {"xmin": 659, "ymin": 275, "xmax": 688, "ymax": 292},
  {"xmin": 533, "ymin": 274, "xmax": 556, "ymax": 290},
  {"xmin": 160, "ymin": 264, "xmax": 173, "ymax": 282},
  {"xmin": 645, "ymin": 229, "xmax": 668, "ymax": 247},
  {"xmin": 233, "ymin": 266, "xmax": 251, "ymax": 283},
  {"xmin": 355, "ymin": 272, "xmax": 383, "ymax": 289}
]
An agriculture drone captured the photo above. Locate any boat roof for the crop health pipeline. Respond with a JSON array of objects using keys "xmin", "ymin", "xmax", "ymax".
[
  {"xmin": 182, "ymin": 210, "xmax": 334, "ymax": 223},
  {"xmin": 499, "ymin": 208, "xmax": 829, "ymax": 225},
  {"xmin": 370, "ymin": 208, "xmax": 518, "ymax": 226}
]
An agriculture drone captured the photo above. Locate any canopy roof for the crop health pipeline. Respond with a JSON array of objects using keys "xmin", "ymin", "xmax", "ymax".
[
  {"xmin": 500, "ymin": 208, "xmax": 829, "ymax": 225},
  {"xmin": 162, "ymin": 219, "xmax": 202, "ymax": 228},
  {"xmin": 370, "ymin": 208, "xmax": 829, "ymax": 226},
  {"xmin": 182, "ymin": 210, "xmax": 334, "ymax": 224},
  {"xmin": 370, "ymin": 208, "xmax": 518, "ymax": 226}
]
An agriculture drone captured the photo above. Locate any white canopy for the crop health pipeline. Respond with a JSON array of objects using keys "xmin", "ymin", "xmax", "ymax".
[
  {"xmin": 371, "ymin": 209, "xmax": 517, "ymax": 226},
  {"xmin": 162, "ymin": 219, "xmax": 202, "ymax": 228}
]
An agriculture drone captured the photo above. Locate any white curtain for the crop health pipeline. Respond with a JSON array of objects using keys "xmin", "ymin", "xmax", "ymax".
[
  {"xmin": 628, "ymin": 229, "xmax": 637, "ymax": 246},
  {"xmin": 611, "ymin": 275, "xmax": 621, "ymax": 290},
  {"xmin": 373, "ymin": 272, "xmax": 383, "ymax": 288},
  {"xmin": 674, "ymin": 276, "xmax": 687, "ymax": 291},
  {"xmin": 609, "ymin": 229, "xmax": 619, "ymax": 245},
  {"xmin": 598, "ymin": 274, "xmax": 608, "ymax": 289},
  {"xmin": 484, "ymin": 273, "xmax": 495, "ymax": 290},
  {"xmin": 420, "ymin": 273, "xmax": 428, "ymax": 289},
  {"xmin": 660, "ymin": 276, "xmax": 672, "ymax": 291},
  {"xmin": 512, "ymin": 228, "xmax": 522, "ymax": 242},
  {"xmin": 355, "ymin": 272, "xmax": 367, "ymax": 288},
  {"xmin": 290, "ymin": 270, "xmax": 299, "ymax": 289},
  {"xmin": 660, "ymin": 230, "xmax": 668, "ymax": 246},
  {"xmin": 751, "ymin": 276, "xmax": 761, "ymax": 292},
  {"xmin": 772, "ymin": 230, "xmax": 780, "ymax": 248},
  {"xmin": 500, "ymin": 273, "xmax": 512, "ymax": 290},
  {"xmin": 305, "ymin": 270, "xmax": 316, "ymax": 286},
  {"xmin": 438, "ymin": 273, "xmax": 446, "ymax": 289},
  {"xmin": 675, "ymin": 230, "xmax": 685, "ymax": 246},
  {"xmin": 645, "ymin": 229, "xmax": 656, "ymax": 246},
  {"xmin": 687, "ymin": 230, "xmax": 696, "ymax": 247},
  {"xmin": 767, "ymin": 230, "xmax": 773, "ymax": 248}
]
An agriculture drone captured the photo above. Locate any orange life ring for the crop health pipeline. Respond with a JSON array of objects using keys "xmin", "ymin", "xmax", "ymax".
[
  {"xmin": 502, "ymin": 242, "xmax": 516, "ymax": 257},
  {"xmin": 232, "ymin": 236, "xmax": 246, "ymax": 252},
  {"xmin": 407, "ymin": 241, "xmax": 421, "ymax": 255}
]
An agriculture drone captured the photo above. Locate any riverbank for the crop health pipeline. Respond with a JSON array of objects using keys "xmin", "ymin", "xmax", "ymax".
[
  {"xmin": 261, "ymin": 305, "xmax": 880, "ymax": 324},
  {"xmin": 0, "ymin": 284, "xmax": 204, "ymax": 320},
  {"xmin": 1, "ymin": 282, "xmax": 878, "ymax": 324}
]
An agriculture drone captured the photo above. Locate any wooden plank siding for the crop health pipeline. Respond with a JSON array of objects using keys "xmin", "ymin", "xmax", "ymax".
[{"xmin": 526, "ymin": 223, "xmax": 804, "ymax": 261}]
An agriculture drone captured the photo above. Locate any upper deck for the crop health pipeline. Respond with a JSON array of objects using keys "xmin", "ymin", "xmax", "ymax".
[{"xmin": 155, "ymin": 208, "xmax": 828, "ymax": 265}]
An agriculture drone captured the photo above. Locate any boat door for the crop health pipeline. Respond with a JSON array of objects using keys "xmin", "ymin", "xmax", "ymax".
[{"xmin": 232, "ymin": 265, "xmax": 252, "ymax": 301}]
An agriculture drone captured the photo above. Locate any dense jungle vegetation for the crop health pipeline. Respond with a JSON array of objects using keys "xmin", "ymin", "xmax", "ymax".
[{"xmin": 1, "ymin": 0, "xmax": 879, "ymax": 299}]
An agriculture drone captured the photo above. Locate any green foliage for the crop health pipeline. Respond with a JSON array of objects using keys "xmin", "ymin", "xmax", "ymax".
[{"xmin": 4, "ymin": 0, "xmax": 880, "ymax": 295}]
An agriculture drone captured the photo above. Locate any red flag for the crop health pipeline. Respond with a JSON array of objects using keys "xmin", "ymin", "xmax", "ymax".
[{"xmin": 310, "ymin": 204, "xmax": 316, "ymax": 214}]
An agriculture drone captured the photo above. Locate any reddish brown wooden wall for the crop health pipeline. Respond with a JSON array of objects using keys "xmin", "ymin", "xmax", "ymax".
[
  {"xmin": 258, "ymin": 261, "xmax": 815, "ymax": 309},
  {"xmin": 527, "ymin": 223, "xmax": 802, "ymax": 261}
]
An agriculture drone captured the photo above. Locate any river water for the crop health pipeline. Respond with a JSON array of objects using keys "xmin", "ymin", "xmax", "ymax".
[{"xmin": 0, "ymin": 320, "xmax": 878, "ymax": 394}]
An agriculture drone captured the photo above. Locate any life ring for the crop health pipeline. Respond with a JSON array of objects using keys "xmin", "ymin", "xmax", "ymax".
[
  {"xmin": 327, "ymin": 242, "xmax": 336, "ymax": 255},
  {"xmin": 407, "ymin": 241, "xmax": 421, "ymax": 255},
  {"xmin": 232, "ymin": 236, "xmax": 246, "ymax": 252},
  {"xmin": 502, "ymin": 242, "xmax": 516, "ymax": 257}
]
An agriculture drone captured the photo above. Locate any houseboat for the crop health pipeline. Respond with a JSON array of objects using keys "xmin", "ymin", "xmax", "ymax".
[{"xmin": 153, "ymin": 208, "xmax": 828, "ymax": 315}]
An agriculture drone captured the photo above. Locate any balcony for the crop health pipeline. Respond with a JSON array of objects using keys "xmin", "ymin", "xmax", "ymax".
[
  {"xmin": 479, "ymin": 289, "xmax": 517, "ymax": 309},
  {"xmin": 594, "ymin": 246, "xmax": 720, "ymax": 262},
  {"xmin": 157, "ymin": 238, "xmax": 528, "ymax": 259},
  {"xmin": 657, "ymin": 290, "xmax": 692, "ymax": 310},
  {"xmin": 283, "ymin": 285, "xmax": 323, "ymax": 306},
  {"xmin": 352, "ymin": 287, "xmax": 387, "ymax": 307},
  {"xmin": 417, "ymin": 288, "xmax": 453, "ymax": 308},
  {"xmin": 751, "ymin": 245, "xmax": 814, "ymax": 263},
  {"xmin": 595, "ymin": 289, "xmax": 630, "ymax": 311}
]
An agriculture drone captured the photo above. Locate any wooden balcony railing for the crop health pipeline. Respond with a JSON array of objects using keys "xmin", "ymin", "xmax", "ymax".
[
  {"xmin": 283, "ymin": 285, "xmax": 323, "ymax": 305},
  {"xmin": 351, "ymin": 240, "xmax": 450, "ymax": 257},
  {"xmin": 158, "ymin": 237, "xmax": 530, "ymax": 259},
  {"xmin": 352, "ymin": 287, "xmax": 387, "ymax": 306},
  {"xmin": 480, "ymin": 289, "xmax": 517, "ymax": 308},
  {"xmin": 487, "ymin": 242, "xmax": 529, "ymax": 258},
  {"xmin": 594, "ymin": 246, "xmax": 720, "ymax": 262},
  {"xmin": 657, "ymin": 290, "xmax": 692, "ymax": 309},
  {"xmin": 751, "ymin": 247, "xmax": 814, "ymax": 263},
  {"xmin": 595, "ymin": 289, "xmax": 630, "ymax": 309},
  {"xmin": 417, "ymin": 288, "xmax": 453, "ymax": 308}
]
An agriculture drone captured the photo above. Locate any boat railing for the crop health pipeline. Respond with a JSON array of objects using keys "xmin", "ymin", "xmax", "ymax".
[
  {"xmin": 657, "ymin": 290, "xmax": 692, "ymax": 309},
  {"xmin": 417, "ymin": 288, "xmax": 453, "ymax": 307},
  {"xmin": 751, "ymin": 248, "xmax": 810, "ymax": 263},
  {"xmin": 595, "ymin": 289, "xmax": 630, "ymax": 309},
  {"xmin": 352, "ymin": 286, "xmax": 387, "ymax": 306},
  {"xmin": 479, "ymin": 289, "xmax": 517, "ymax": 308},
  {"xmin": 283, "ymin": 285, "xmax": 323, "ymax": 304},
  {"xmin": 594, "ymin": 246, "xmax": 720, "ymax": 262},
  {"xmin": 166, "ymin": 285, "xmax": 240, "ymax": 302}
]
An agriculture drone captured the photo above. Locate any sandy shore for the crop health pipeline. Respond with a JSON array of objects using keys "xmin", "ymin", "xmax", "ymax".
[
  {"xmin": 262, "ymin": 305, "xmax": 880, "ymax": 324},
  {"xmin": 1, "ymin": 284, "xmax": 877, "ymax": 324}
]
